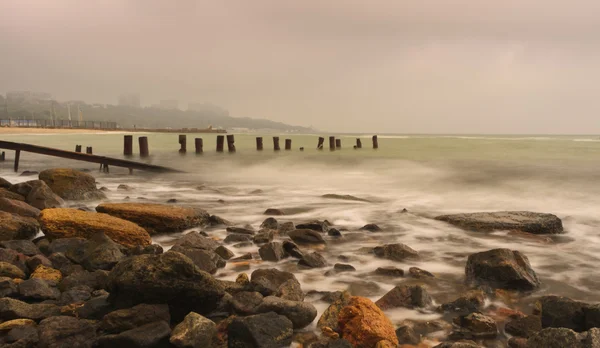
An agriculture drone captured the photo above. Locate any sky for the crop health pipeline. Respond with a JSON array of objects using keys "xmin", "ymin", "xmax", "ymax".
[{"xmin": 1, "ymin": 0, "xmax": 600, "ymax": 133}]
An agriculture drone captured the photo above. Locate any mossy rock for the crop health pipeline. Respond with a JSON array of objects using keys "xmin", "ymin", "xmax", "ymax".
[{"xmin": 39, "ymin": 168, "xmax": 106, "ymax": 201}]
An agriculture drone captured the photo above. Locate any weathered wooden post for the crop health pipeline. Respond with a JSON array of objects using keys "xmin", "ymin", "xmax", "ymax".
[
  {"xmin": 256, "ymin": 137, "xmax": 263, "ymax": 151},
  {"xmin": 13, "ymin": 150, "xmax": 20, "ymax": 172},
  {"xmin": 285, "ymin": 139, "xmax": 292, "ymax": 150},
  {"xmin": 372, "ymin": 135, "xmax": 379, "ymax": 149},
  {"xmin": 329, "ymin": 136, "xmax": 336, "ymax": 151},
  {"xmin": 216, "ymin": 135, "xmax": 225, "ymax": 152},
  {"xmin": 299, "ymin": 147, "xmax": 304, "ymax": 151},
  {"xmin": 356, "ymin": 138, "xmax": 362, "ymax": 149},
  {"xmin": 317, "ymin": 137, "xmax": 324, "ymax": 150},
  {"xmin": 273, "ymin": 137, "xmax": 280, "ymax": 151},
  {"xmin": 75, "ymin": 145, "xmax": 82, "ymax": 153},
  {"xmin": 139, "ymin": 136, "xmax": 149, "ymax": 157},
  {"xmin": 179, "ymin": 135, "xmax": 187, "ymax": 153},
  {"xmin": 227, "ymin": 135, "xmax": 236, "ymax": 152},
  {"xmin": 335, "ymin": 139, "xmax": 341, "ymax": 148},
  {"xmin": 0, "ymin": 152, "xmax": 5, "ymax": 161},
  {"xmin": 195, "ymin": 138, "xmax": 203, "ymax": 154},
  {"xmin": 86, "ymin": 147, "xmax": 93, "ymax": 154},
  {"xmin": 124, "ymin": 135, "xmax": 133, "ymax": 156}
]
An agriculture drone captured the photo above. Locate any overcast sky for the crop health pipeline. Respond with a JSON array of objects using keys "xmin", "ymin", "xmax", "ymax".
[{"xmin": 1, "ymin": 0, "xmax": 600, "ymax": 133}]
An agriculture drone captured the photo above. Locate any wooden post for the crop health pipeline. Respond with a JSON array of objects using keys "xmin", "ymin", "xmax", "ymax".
[
  {"xmin": 273, "ymin": 137, "xmax": 280, "ymax": 151},
  {"xmin": 226, "ymin": 134, "xmax": 236, "ymax": 152},
  {"xmin": 256, "ymin": 137, "xmax": 263, "ymax": 151},
  {"xmin": 139, "ymin": 136, "xmax": 149, "ymax": 157},
  {"xmin": 285, "ymin": 139, "xmax": 292, "ymax": 150},
  {"xmin": 179, "ymin": 135, "xmax": 187, "ymax": 153},
  {"xmin": 299, "ymin": 147, "xmax": 304, "ymax": 151},
  {"xmin": 317, "ymin": 137, "xmax": 324, "ymax": 150},
  {"xmin": 13, "ymin": 150, "xmax": 20, "ymax": 172},
  {"xmin": 216, "ymin": 135, "xmax": 224, "ymax": 152},
  {"xmin": 86, "ymin": 147, "xmax": 93, "ymax": 154},
  {"xmin": 0, "ymin": 152, "xmax": 5, "ymax": 161},
  {"xmin": 372, "ymin": 135, "xmax": 379, "ymax": 149},
  {"xmin": 75, "ymin": 145, "xmax": 82, "ymax": 153},
  {"xmin": 195, "ymin": 138, "xmax": 203, "ymax": 154},
  {"xmin": 329, "ymin": 136, "xmax": 336, "ymax": 151},
  {"xmin": 335, "ymin": 139, "xmax": 341, "ymax": 148},
  {"xmin": 356, "ymin": 138, "xmax": 362, "ymax": 149},
  {"xmin": 124, "ymin": 135, "xmax": 133, "ymax": 156}
]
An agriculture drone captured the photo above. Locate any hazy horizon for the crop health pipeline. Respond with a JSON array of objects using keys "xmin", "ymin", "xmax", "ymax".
[{"xmin": 2, "ymin": 1, "xmax": 600, "ymax": 134}]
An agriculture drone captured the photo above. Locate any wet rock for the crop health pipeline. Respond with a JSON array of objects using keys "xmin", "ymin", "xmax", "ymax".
[
  {"xmin": 31, "ymin": 265, "xmax": 62, "ymax": 283},
  {"xmin": 505, "ymin": 315, "xmax": 542, "ymax": 338},
  {"xmin": 39, "ymin": 208, "xmax": 152, "ymax": 248},
  {"xmin": 107, "ymin": 251, "xmax": 225, "ymax": 321},
  {"xmin": 289, "ymin": 229, "xmax": 326, "ymax": 244},
  {"xmin": 508, "ymin": 337, "xmax": 528, "ymax": 348},
  {"xmin": 253, "ymin": 230, "xmax": 274, "ymax": 244},
  {"xmin": 338, "ymin": 296, "xmax": 399, "ymax": 347},
  {"xmin": 170, "ymin": 245, "xmax": 224, "ymax": 274},
  {"xmin": 451, "ymin": 312, "xmax": 498, "ymax": 339},
  {"xmin": 207, "ymin": 214, "xmax": 231, "ymax": 227},
  {"xmin": 538, "ymin": 295, "xmax": 587, "ymax": 332},
  {"xmin": 436, "ymin": 211, "xmax": 564, "ymax": 235},
  {"xmin": 465, "ymin": 248, "xmax": 540, "ymax": 291},
  {"xmin": 170, "ymin": 311, "xmax": 217, "ymax": 348},
  {"xmin": 328, "ymin": 228, "xmax": 342, "ymax": 237},
  {"xmin": 59, "ymin": 270, "xmax": 109, "ymax": 292},
  {"xmin": 333, "ymin": 263, "xmax": 356, "ymax": 273},
  {"xmin": 10, "ymin": 180, "xmax": 65, "ymax": 210},
  {"xmin": 72, "ymin": 232, "xmax": 125, "ymax": 271},
  {"xmin": 276, "ymin": 279, "xmax": 304, "ymax": 302},
  {"xmin": 296, "ymin": 220, "xmax": 329, "ymax": 232},
  {"xmin": 250, "ymin": 268, "xmax": 300, "ymax": 297},
  {"xmin": 1, "ymin": 240, "xmax": 40, "ymax": 256},
  {"xmin": 322, "ymin": 194, "xmax": 370, "ymax": 203},
  {"xmin": 259, "ymin": 241, "xmax": 286, "ymax": 262},
  {"xmin": 35, "ymin": 237, "xmax": 50, "ymax": 255},
  {"xmin": 347, "ymin": 281, "xmax": 383, "ymax": 297},
  {"xmin": 409, "ymin": 266, "xmax": 435, "ymax": 278},
  {"xmin": 526, "ymin": 327, "xmax": 580, "ymax": 348},
  {"xmin": 228, "ymin": 312, "xmax": 293, "ymax": 348},
  {"xmin": 117, "ymin": 184, "xmax": 133, "ymax": 191},
  {"xmin": 18, "ymin": 278, "xmax": 61, "ymax": 301},
  {"xmin": 374, "ymin": 267, "xmax": 404, "ymax": 277},
  {"xmin": 373, "ymin": 243, "xmax": 419, "ymax": 261},
  {"xmin": 37, "ymin": 316, "xmax": 96, "ymax": 348},
  {"xmin": 360, "ymin": 223, "xmax": 382, "ymax": 232},
  {"xmin": 376, "ymin": 285, "xmax": 433, "ymax": 310},
  {"xmin": 396, "ymin": 325, "xmax": 420, "ymax": 345},
  {"xmin": 254, "ymin": 296, "xmax": 318, "ymax": 329},
  {"xmin": 96, "ymin": 202, "xmax": 210, "ymax": 235},
  {"xmin": 0, "ymin": 188, "xmax": 25, "ymax": 203},
  {"xmin": 59, "ymin": 286, "xmax": 92, "ymax": 305},
  {"xmin": 232, "ymin": 242, "xmax": 253, "ymax": 248},
  {"xmin": 264, "ymin": 208, "xmax": 285, "ymax": 216},
  {"xmin": 0, "ymin": 198, "xmax": 40, "ymax": 218},
  {"xmin": 0, "ymin": 212, "xmax": 40, "ymax": 241},
  {"xmin": 94, "ymin": 320, "xmax": 171, "ymax": 348},
  {"xmin": 173, "ymin": 232, "xmax": 219, "ymax": 251},
  {"xmin": 0, "ymin": 177, "xmax": 12, "ymax": 189},
  {"xmin": 585, "ymin": 304, "xmax": 600, "ymax": 330},
  {"xmin": 299, "ymin": 252, "xmax": 327, "ymax": 268},
  {"xmin": 226, "ymin": 226, "xmax": 255, "ymax": 235},
  {"xmin": 39, "ymin": 168, "xmax": 106, "ymax": 200},
  {"xmin": 433, "ymin": 341, "xmax": 483, "ymax": 348},
  {"xmin": 441, "ymin": 290, "xmax": 486, "ymax": 314},
  {"xmin": 27, "ymin": 255, "xmax": 53, "ymax": 273},
  {"xmin": 318, "ymin": 291, "xmax": 352, "ymax": 331},
  {"xmin": 129, "ymin": 243, "xmax": 164, "ymax": 256},
  {"xmin": 0, "ymin": 262, "xmax": 25, "ymax": 279},
  {"xmin": 283, "ymin": 241, "xmax": 303, "ymax": 258},
  {"xmin": 100, "ymin": 303, "xmax": 170, "ymax": 334},
  {"xmin": 279, "ymin": 221, "xmax": 295, "ymax": 235},
  {"xmin": 230, "ymin": 253, "xmax": 253, "ymax": 262},
  {"xmin": 231, "ymin": 291, "xmax": 264, "ymax": 315},
  {"xmin": 74, "ymin": 295, "xmax": 112, "ymax": 320},
  {"xmin": 0, "ymin": 298, "xmax": 60, "ymax": 321},
  {"xmin": 224, "ymin": 233, "xmax": 252, "ymax": 244},
  {"xmin": 214, "ymin": 246, "xmax": 234, "ymax": 260},
  {"xmin": 260, "ymin": 217, "xmax": 279, "ymax": 230},
  {"xmin": 48, "ymin": 238, "xmax": 86, "ymax": 255}
]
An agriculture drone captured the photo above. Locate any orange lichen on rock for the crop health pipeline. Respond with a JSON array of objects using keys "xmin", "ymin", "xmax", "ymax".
[
  {"xmin": 338, "ymin": 296, "xmax": 399, "ymax": 348},
  {"xmin": 31, "ymin": 265, "xmax": 62, "ymax": 283}
]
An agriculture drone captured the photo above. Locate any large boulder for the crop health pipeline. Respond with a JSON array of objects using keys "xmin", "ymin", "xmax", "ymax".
[
  {"xmin": 169, "ymin": 246, "xmax": 224, "ymax": 274},
  {"xmin": 100, "ymin": 303, "xmax": 170, "ymax": 334},
  {"xmin": 37, "ymin": 316, "xmax": 97, "ymax": 348},
  {"xmin": 0, "ymin": 198, "xmax": 40, "ymax": 218},
  {"xmin": 67, "ymin": 232, "xmax": 126, "ymax": 271},
  {"xmin": 227, "ymin": 312, "xmax": 293, "ymax": 348},
  {"xmin": 106, "ymin": 251, "xmax": 226, "ymax": 321},
  {"xmin": 465, "ymin": 248, "xmax": 540, "ymax": 291},
  {"xmin": 39, "ymin": 208, "xmax": 152, "ymax": 248},
  {"xmin": 39, "ymin": 168, "xmax": 106, "ymax": 201},
  {"xmin": 170, "ymin": 312, "xmax": 217, "ymax": 348},
  {"xmin": 435, "ymin": 211, "xmax": 563, "ymax": 235},
  {"xmin": 10, "ymin": 180, "xmax": 65, "ymax": 210},
  {"xmin": 537, "ymin": 296, "xmax": 588, "ymax": 332},
  {"xmin": 337, "ymin": 296, "xmax": 399, "ymax": 347},
  {"xmin": 250, "ymin": 268, "xmax": 301, "ymax": 297},
  {"xmin": 0, "ymin": 212, "xmax": 39, "ymax": 241},
  {"xmin": 95, "ymin": 203, "xmax": 210, "ymax": 235}
]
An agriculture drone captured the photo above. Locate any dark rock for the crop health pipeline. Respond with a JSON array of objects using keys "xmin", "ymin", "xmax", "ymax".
[
  {"xmin": 250, "ymin": 268, "xmax": 300, "ymax": 297},
  {"xmin": 0, "ymin": 188, "xmax": 25, "ymax": 201},
  {"xmin": 170, "ymin": 311, "xmax": 217, "ymax": 348},
  {"xmin": 18, "ymin": 278, "xmax": 61, "ymax": 301},
  {"xmin": 435, "ymin": 211, "xmax": 564, "ymax": 235},
  {"xmin": 170, "ymin": 246, "xmax": 224, "ymax": 274},
  {"xmin": 320, "ymin": 291, "xmax": 347, "ymax": 304},
  {"xmin": 0, "ymin": 177, "xmax": 12, "ymax": 189},
  {"xmin": 259, "ymin": 242, "xmax": 286, "ymax": 262},
  {"xmin": 48, "ymin": 253, "xmax": 72, "ymax": 271},
  {"xmin": 282, "ymin": 241, "xmax": 303, "ymax": 258},
  {"xmin": 0, "ymin": 248, "xmax": 28, "ymax": 273},
  {"xmin": 526, "ymin": 327, "xmax": 580, "ymax": 348},
  {"xmin": 1, "ymin": 240, "xmax": 40, "ymax": 256},
  {"xmin": 508, "ymin": 337, "xmax": 528, "ymax": 348},
  {"xmin": 94, "ymin": 321, "xmax": 171, "ymax": 348},
  {"xmin": 333, "ymin": 263, "xmax": 356, "ymax": 273},
  {"xmin": 264, "ymin": 208, "xmax": 285, "ymax": 216},
  {"xmin": 215, "ymin": 246, "xmax": 234, "ymax": 260},
  {"xmin": 228, "ymin": 312, "xmax": 293, "ymax": 348},
  {"xmin": 207, "ymin": 214, "xmax": 231, "ymax": 227},
  {"xmin": 409, "ymin": 267, "xmax": 435, "ymax": 278},
  {"xmin": 107, "ymin": 252, "xmax": 225, "ymax": 321},
  {"xmin": 0, "ymin": 212, "xmax": 40, "ymax": 241},
  {"xmin": 117, "ymin": 184, "xmax": 133, "ymax": 191},
  {"xmin": 0, "ymin": 298, "xmax": 60, "ymax": 321},
  {"xmin": 451, "ymin": 312, "xmax": 498, "ymax": 339},
  {"xmin": 35, "ymin": 237, "xmax": 50, "ymax": 255},
  {"xmin": 74, "ymin": 295, "xmax": 113, "ymax": 320},
  {"xmin": 37, "ymin": 316, "xmax": 96, "ymax": 348},
  {"xmin": 48, "ymin": 238, "xmax": 86, "ymax": 255},
  {"xmin": 376, "ymin": 285, "xmax": 433, "ymax": 310},
  {"xmin": 373, "ymin": 243, "xmax": 419, "ymax": 261},
  {"xmin": 0, "ymin": 262, "xmax": 25, "ymax": 279},
  {"xmin": 278, "ymin": 222, "xmax": 295, "ymax": 235},
  {"xmin": 296, "ymin": 220, "xmax": 329, "ymax": 232},
  {"xmin": 59, "ymin": 286, "xmax": 92, "ymax": 305},
  {"xmin": 585, "ymin": 305, "xmax": 600, "ymax": 331},
  {"xmin": 72, "ymin": 232, "xmax": 125, "ymax": 271},
  {"xmin": 14, "ymin": 180, "xmax": 65, "ymax": 210},
  {"xmin": 39, "ymin": 168, "xmax": 106, "ymax": 200},
  {"xmin": 396, "ymin": 325, "xmax": 420, "ymax": 345},
  {"xmin": 327, "ymin": 228, "xmax": 342, "ymax": 237},
  {"xmin": 59, "ymin": 270, "xmax": 109, "ymax": 292},
  {"xmin": 288, "ymin": 229, "xmax": 326, "ymax": 244},
  {"xmin": 360, "ymin": 223, "xmax": 382, "ymax": 232},
  {"xmin": 433, "ymin": 341, "xmax": 483, "ymax": 348},
  {"xmin": 299, "ymin": 252, "xmax": 327, "ymax": 268},
  {"xmin": 260, "ymin": 217, "xmax": 278, "ymax": 230},
  {"xmin": 465, "ymin": 248, "xmax": 540, "ymax": 291},
  {"xmin": 440, "ymin": 290, "xmax": 485, "ymax": 314},
  {"xmin": 226, "ymin": 226, "xmax": 255, "ymax": 235},
  {"xmin": 505, "ymin": 315, "xmax": 542, "ymax": 338},
  {"xmin": 100, "ymin": 303, "xmax": 170, "ymax": 334},
  {"xmin": 322, "ymin": 194, "xmax": 370, "ymax": 203},
  {"xmin": 4, "ymin": 325, "xmax": 39, "ymax": 347},
  {"xmin": 232, "ymin": 242, "xmax": 253, "ymax": 249},
  {"xmin": 276, "ymin": 279, "xmax": 304, "ymax": 302},
  {"xmin": 253, "ymin": 231, "xmax": 274, "ymax": 244},
  {"xmin": 374, "ymin": 267, "xmax": 404, "ymax": 277},
  {"xmin": 129, "ymin": 244, "xmax": 164, "ymax": 256},
  {"xmin": 538, "ymin": 296, "xmax": 587, "ymax": 332},
  {"xmin": 0, "ymin": 277, "xmax": 18, "ymax": 297},
  {"xmin": 254, "ymin": 296, "xmax": 317, "ymax": 329},
  {"xmin": 224, "ymin": 234, "xmax": 252, "ymax": 244},
  {"xmin": 172, "ymin": 232, "xmax": 219, "ymax": 251},
  {"xmin": 317, "ymin": 291, "xmax": 352, "ymax": 331},
  {"xmin": 0, "ymin": 198, "xmax": 40, "ymax": 218},
  {"xmin": 26, "ymin": 255, "xmax": 53, "ymax": 273},
  {"xmin": 231, "ymin": 291, "xmax": 264, "ymax": 315}
]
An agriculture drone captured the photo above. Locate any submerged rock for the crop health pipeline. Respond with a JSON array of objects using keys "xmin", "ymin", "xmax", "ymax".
[
  {"xmin": 337, "ymin": 296, "xmax": 399, "ymax": 348},
  {"xmin": 96, "ymin": 202, "xmax": 210, "ymax": 235},
  {"xmin": 296, "ymin": 220, "xmax": 330, "ymax": 232},
  {"xmin": 0, "ymin": 212, "xmax": 39, "ymax": 241},
  {"xmin": 373, "ymin": 243, "xmax": 419, "ymax": 261},
  {"xmin": 505, "ymin": 315, "xmax": 542, "ymax": 338},
  {"xmin": 360, "ymin": 223, "xmax": 382, "ymax": 232},
  {"xmin": 260, "ymin": 217, "xmax": 279, "ymax": 230},
  {"xmin": 435, "ymin": 211, "xmax": 563, "ymax": 234},
  {"xmin": 409, "ymin": 267, "xmax": 435, "ymax": 278},
  {"xmin": 375, "ymin": 285, "xmax": 433, "ymax": 310},
  {"xmin": 374, "ymin": 267, "xmax": 404, "ymax": 277},
  {"xmin": 39, "ymin": 168, "xmax": 106, "ymax": 200},
  {"xmin": 465, "ymin": 248, "xmax": 540, "ymax": 291},
  {"xmin": 288, "ymin": 229, "xmax": 326, "ymax": 244},
  {"xmin": 451, "ymin": 312, "xmax": 498, "ymax": 339}
]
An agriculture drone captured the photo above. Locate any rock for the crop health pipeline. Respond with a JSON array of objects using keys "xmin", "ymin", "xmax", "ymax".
[
  {"xmin": 296, "ymin": 220, "xmax": 329, "ymax": 232},
  {"xmin": 1, "ymin": 240, "xmax": 40, "ymax": 256},
  {"xmin": 94, "ymin": 321, "xmax": 171, "ymax": 348},
  {"xmin": 117, "ymin": 184, "xmax": 133, "ymax": 191},
  {"xmin": 360, "ymin": 224, "xmax": 382, "ymax": 232},
  {"xmin": 38, "ymin": 168, "xmax": 106, "ymax": 201},
  {"xmin": 207, "ymin": 214, "xmax": 230, "ymax": 227},
  {"xmin": 0, "ymin": 277, "xmax": 18, "ymax": 297},
  {"xmin": 283, "ymin": 241, "xmax": 303, "ymax": 258},
  {"xmin": 0, "ymin": 298, "xmax": 60, "ymax": 321},
  {"xmin": 39, "ymin": 208, "xmax": 152, "ymax": 248},
  {"xmin": 173, "ymin": 232, "xmax": 219, "ymax": 251},
  {"xmin": 250, "ymin": 268, "xmax": 300, "ymax": 297},
  {"xmin": 0, "ymin": 212, "xmax": 39, "ymax": 241},
  {"xmin": 254, "ymin": 296, "xmax": 318, "ymax": 329},
  {"xmin": 0, "ymin": 188, "xmax": 25, "ymax": 201},
  {"xmin": 259, "ymin": 242, "xmax": 286, "ymax": 262},
  {"xmin": 37, "ymin": 316, "xmax": 96, "ymax": 348},
  {"xmin": 279, "ymin": 222, "xmax": 295, "ymax": 235},
  {"xmin": 337, "ymin": 296, "xmax": 399, "ymax": 348},
  {"xmin": 74, "ymin": 295, "xmax": 113, "ymax": 320},
  {"xmin": 527, "ymin": 327, "xmax": 580, "ymax": 348},
  {"xmin": 276, "ymin": 279, "xmax": 305, "ymax": 302},
  {"xmin": 0, "ymin": 177, "xmax": 12, "ymax": 189},
  {"xmin": 584, "ymin": 328, "xmax": 600, "ymax": 348},
  {"xmin": 0, "ymin": 248, "xmax": 28, "ymax": 273},
  {"xmin": 215, "ymin": 246, "xmax": 234, "ymax": 260},
  {"xmin": 253, "ymin": 230, "xmax": 274, "ymax": 244},
  {"xmin": 260, "ymin": 217, "xmax": 279, "ymax": 230},
  {"xmin": 226, "ymin": 226, "xmax": 255, "ymax": 235},
  {"xmin": 264, "ymin": 208, "xmax": 285, "ymax": 216},
  {"xmin": 232, "ymin": 242, "xmax": 253, "ymax": 248},
  {"xmin": 375, "ymin": 285, "xmax": 433, "ymax": 310},
  {"xmin": 465, "ymin": 248, "xmax": 540, "ymax": 291},
  {"xmin": 59, "ymin": 286, "xmax": 92, "ymax": 305},
  {"xmin": 435, "ymin": 211, "xmax": 563, "ymax": 235},
  {"xmin": 170, "ymin": 246, "xmax": 224, "ymax": 274},
  {"xmin": 18, "ymin": 278, "xmax": 61, "ymax": 301},
  {"xmin": 373, "ymin": 243, "xmax": 419, "ymax": 261},
  {"xmin": 0, "ymin": 318, "xmax": 36, "ymax": 332},
  {"xmin": 328, "ymin": 228, "xmax": 342, "ymax": 237},
  {"xmin": 31, "ymin": 265, "xmax": 62, "ymax": 283},
  {"xmin": 27, "ymin": 255, "xmax": 53, "ymax": 273},
  {"xmin": 322, "ymin": 194, "xmax": 370, "ymax": 203},
  {"xmin": 374, "ymin": 267, "xmax": 404, "ymax": 277},
  {"xmin": 0, "ymin": 198, "xmax": 40, "ymax": 218},
  {"xmin": 48, "ymin": 238, "xmax": 86, "ymax": 255},
  {"xmin": 0, "ymin": 262, "xmax": 25, "ymax": 279},
  {"xmin": 170, "ymin": 312, "xmax": 217, "ymax": 348},
  {"xmin": 288, "ymin": 229, "xmax": 326, "ymax": 244},
  {"xmin": 318, "ymin": 291, "xmax": 352, "ymax": 331},
  {"xmin": 505, "ymin": 315, "xmax": 542, "ymax": 338},
  {"xmin": 396, "ymin": 325, "xmax": 420, "ymax": 345},
  {"xmin": 433, "ymin": 341, "xmax": 483, "ymax": 348},
  {"xmin": 228, "ymin": 312, "xmax": 293, "ymax": 348},
  {"xmin": 333, "ymin": 263, "xmax": 356, "ymax": 273},
  {"xmin": 451, "ymin": 312, "xmax": 498, "ymax": 339},
  {"xmin": 299, "ymin": 252, "xmax": 327, "ymax": 268},
  {"xmin": 231, "ymin": 253, "xmax": 252, "ymax": 262},
  {"xmin": 10, "ymin": 180, "xmax": 65, "ymax": 210},
  {"xmin": 585, "ymin": 304, "xmax": 600, "ymax": 331},
  {"xmin": 59, "ymin": 269, "xmax": 109, "ymax": 291},
  {"xmin": 96, "ymin": 202, "xmax": 210, "ymax": 235},
  {"xmin": 409, "ymin": 267, "xmax": 435, "ymax": 278},
  {"xmin": 71, "ymin": 232, "xmax": 125, "ymax": 271},
  {"xmin": 130, "ymin": 244, "xmax": 164, "ymax": 256},
  {"xmin": 100, "ymin": 303, "xmax": 170, "ymax": 334},
  {"xmin": 224, "ymin": 234, "xmax": 252, "ymax": 244},
  {"xmin": 347, "ymin": 281, "xmax": 383, "ymax": 297},
  {"xmin": 107, "ymin": 251, "xmax": 225, "ymax": 321},
  {"xmin": 231, "ymin": 291, "xmax": 264, "ymax": 315},
  {"xmin": 508, "ymin": 337, "xmax": 528, "ymax": 348},
  {"xmin": 538, "ymin": 296, "xmax": 587, "ymax": 332},
  {"xmin": 441, "ymin": 290, "xmax": 486, "ymax": 314}
]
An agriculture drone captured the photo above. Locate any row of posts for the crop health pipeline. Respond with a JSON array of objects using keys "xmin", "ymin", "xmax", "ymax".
[
  {"xmin": 121, "ymin": 134, "xmax": 378, "ymax": 156},
  {"xmin": 74, "ymin": 145, "xmax": 94, "ymax": 154}
]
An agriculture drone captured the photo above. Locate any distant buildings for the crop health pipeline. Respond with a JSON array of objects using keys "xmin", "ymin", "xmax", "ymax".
[
  {"xmin": 118, "ymin": 93, "xmax": 141, "ymax": 108},
  {"xmin": 6, "ymin": 91, "xmax": 52, "ymax": 104}
]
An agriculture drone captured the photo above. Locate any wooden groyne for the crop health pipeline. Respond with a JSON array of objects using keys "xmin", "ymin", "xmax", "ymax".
[{"xmin": 0, "ymin": 140, "xmax": 179, "ymax": 173}]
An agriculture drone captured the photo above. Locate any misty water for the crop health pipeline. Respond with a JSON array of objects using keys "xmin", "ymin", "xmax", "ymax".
[{"xmin": 3, "ymin": 132, "xmax": 600, "ymax": 343}]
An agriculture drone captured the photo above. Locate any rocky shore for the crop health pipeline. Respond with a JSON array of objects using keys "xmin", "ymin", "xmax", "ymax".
[{"xmin": 0, "ymin": 168, "xmax": 596, "ymax": 347}]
